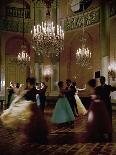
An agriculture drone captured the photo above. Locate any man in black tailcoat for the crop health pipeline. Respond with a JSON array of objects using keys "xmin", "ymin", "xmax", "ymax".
[
  {"xmin": 24, "ymin": 77, "xmax": 37, "ymax": 103},
  {"xmin": 96, "ymin": 76, "xmax": 116, "ymax": 121},
  {"xmin": 65, "ymin": 79, "xmax": 78, "ymax": 117}
]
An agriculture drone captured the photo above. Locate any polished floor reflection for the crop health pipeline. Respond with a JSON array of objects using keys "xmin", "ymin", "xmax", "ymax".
[{"xmin": 0, "ymin": 105, "xmax": 116, "ymax": 155}]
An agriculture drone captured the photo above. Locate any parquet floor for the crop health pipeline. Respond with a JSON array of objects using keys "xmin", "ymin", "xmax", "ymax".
[{"xmin": 0, "ymin": 105, "xmax": 116, "ymax": 155}]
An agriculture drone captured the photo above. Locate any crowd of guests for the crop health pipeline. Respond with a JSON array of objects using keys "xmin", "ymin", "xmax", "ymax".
[
  {"xmin": 1, "ymin": 78, "xmax": 48, "ymax": 143},
  {"xmin": 6, "ymin": 80, "xmax": 47, "ymax": 113},
  {"xmin": 0, "ymin": 76, "xmax": 116, "ymax": 143}
]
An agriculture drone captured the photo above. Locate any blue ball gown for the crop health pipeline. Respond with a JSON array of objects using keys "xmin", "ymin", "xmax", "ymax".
[{"xmin": 51, "ymin": 96, "xmax": 75, "ymax": 124}]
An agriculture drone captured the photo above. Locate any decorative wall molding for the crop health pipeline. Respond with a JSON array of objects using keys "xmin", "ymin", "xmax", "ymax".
[
  {"xmin": 61, "ymin": 2, "xmax": 116, "ymax": 32},
  {"xmin": 110, "ymin": 0, "xmax": 116, "ymax": 17},
  {"xmin": 0, "ymin": 19, "xmax": 32, "ymax": 33},
  {"xmin": 0, "ymin": 2, "xmax": 116, "ymax": 33},
  {"xmin": 6, "ymin": 7, "xmax": 30, "ymax": 18},
  {"xmin": 62, "ymin": 7, "xmax": 100, "ymax": 32}
]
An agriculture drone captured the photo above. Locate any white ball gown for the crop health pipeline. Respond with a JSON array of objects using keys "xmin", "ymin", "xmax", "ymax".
[
  {"xmin": 0, "ymin": 95, "xmax": 33, "ymax": 129},
  {"xmin": 0, "ymin": 93, "xmax": 48, "ymax": 143},
  {"xmin": 75, "ymin": 92, "xmax": 87, "ymax": 115}
]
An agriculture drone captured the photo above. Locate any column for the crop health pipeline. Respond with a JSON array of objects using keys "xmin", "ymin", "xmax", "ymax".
[
  {"xmin": 100, "ymin": 0, "xmax": 110, "ymax": 84},
  {"xmin": 0, "ymin": 33, "xmax": 6, "ymax": 98},
  {"xmin": 35, "ymin": 63, "xmax": 39, "ymax": 82}
]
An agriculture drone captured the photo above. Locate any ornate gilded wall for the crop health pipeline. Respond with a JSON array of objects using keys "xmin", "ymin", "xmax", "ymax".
[{"xmin": 0, "ymin": 0, "xmax": 116, "ymax": 97}]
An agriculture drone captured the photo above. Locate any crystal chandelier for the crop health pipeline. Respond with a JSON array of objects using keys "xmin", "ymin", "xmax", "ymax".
[
  {"xmin": 76, "ymin": 3, "xmax": 91, "ymax": 66},
  {"xmin": 31, "ymin": 0, "xmax": 64, "ymax": 57},
  {"xmin": 17, "ymin": 45, "xmax": 30, "ymax": 65},
  {"xmin": 76, "ymin": 37, "xmax": 91, "ymax": 66},
  {"xmin": 17, "ymin": 0, "xmax": 30, "ymax": 65}
]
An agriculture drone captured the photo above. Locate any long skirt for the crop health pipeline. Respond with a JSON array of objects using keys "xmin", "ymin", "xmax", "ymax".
[
  {"xmin": 51, "ymin": 97, "xmax": 75, "ymax": 124},
  {"xmin": 75, "ymin": 94, "xmax": 87, "ymax": 115}
]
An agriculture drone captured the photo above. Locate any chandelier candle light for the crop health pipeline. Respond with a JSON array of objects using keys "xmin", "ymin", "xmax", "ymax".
[
  {"xmin": 17, "ymin": 0, "xmax": 30, "ymax": 65},
  {"xmin": 76, "ymin": 3, "xmax": 91, "ymax": 67},
  {"xmin": 17, "ymin": 45, "xmax": 30, "ymax": 62},
  {"xmin": 31, "ymin": 0, "xmax": 64, "ymax": 57}
]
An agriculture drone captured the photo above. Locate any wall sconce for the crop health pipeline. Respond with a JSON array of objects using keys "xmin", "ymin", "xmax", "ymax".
[
  {"xmin": 42, "ymin": 65, "xmax": 53, "ymax": 82},
  {"xmin": 108, "ymin": 51, "xmax": 116, "ymax": 81},
  {"xmin": 108, "ymin": 64, "xmax": 116, "ymax": 81}
]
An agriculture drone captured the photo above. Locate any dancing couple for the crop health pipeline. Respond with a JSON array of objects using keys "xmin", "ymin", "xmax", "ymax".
[
  {"xmin": 0, "ymin": 77, "xmax": 48, "ymax": 143},
  {"xmin": 85, "ymin": 78, "xmax": 114, "ymax": 142},
  {"xmin": 51, "ymin": 79, "xmax": 87, "ymax": 127}
]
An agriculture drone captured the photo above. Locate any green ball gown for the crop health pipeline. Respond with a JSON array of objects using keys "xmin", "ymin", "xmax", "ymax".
[{"xmin": 51, "ymin": 96, "xmax": 75, "ymax": 124}]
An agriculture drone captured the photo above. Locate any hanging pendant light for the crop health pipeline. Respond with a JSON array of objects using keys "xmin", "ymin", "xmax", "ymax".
[
  {"xmin": 31, "ymin": 0, "xmax": 64, "ymax": 57},
  {"xmin": 76, "ymin": 3, "xmax": 91, "ymax": 67},
  {"xmin": 17, "ymin": 0, "xmax": 30, "ymax": 65}
]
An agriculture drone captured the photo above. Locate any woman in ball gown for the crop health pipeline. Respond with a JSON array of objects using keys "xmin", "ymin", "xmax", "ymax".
[
  {"xmin": 72, "ymin": 82, "xmax": 87, "ymax": 116},
  {"xmin": 7, "ymin": 81, "xmax": 15, "ymax": 108},
  {"xmin": 0, "ymin": 84, "xmax": 31, "ymax": 129},
  {"xmin": 86, "ymin": 79, "xmax": 112, "ymax": 142},
  {"xmin": 0, "ymin": 77, "xmax": 48, "ymax": 143},
  {"xmin": 51, "ymin": 81, "xmax": 75, "ymax": 126}
]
